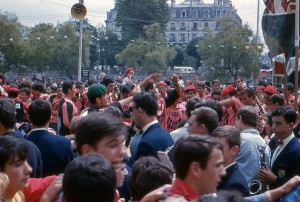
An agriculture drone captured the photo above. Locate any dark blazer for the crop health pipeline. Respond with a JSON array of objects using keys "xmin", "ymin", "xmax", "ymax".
[
  {"xmin": 217, "ymin": 162, "xmax": 250, "ymax": 197},
  {"xmin": 128, "ymin": 122, "xmax": 174, "ymax": 167},
  {"xmin": 26, "ymin": 129, "xmax": 74, "ymax": 177},
  {"xmin": 271, "ymin": 137, "xmax": 300, "ymax": 189}
]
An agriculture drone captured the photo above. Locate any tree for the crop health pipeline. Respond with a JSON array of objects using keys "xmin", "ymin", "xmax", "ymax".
[
  {"xmin": 116, "ymin": 23, "xmax": 175, "ymax": 73},
  {"xmin": 115, "ymin": 0, "xmax": 170, "ymax": 42},
  {"xmin": 0, "ymin": 12, "xmax": 23, "ymax": 73},
  {"xmin": 196, "ymin": 18, "xmax": 263, "ymax": 82}
]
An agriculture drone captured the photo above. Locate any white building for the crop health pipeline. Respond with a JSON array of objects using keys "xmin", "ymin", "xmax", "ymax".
[{"xmin": 105, "ymin": 0, "xmax": 242, "ymax": 44}]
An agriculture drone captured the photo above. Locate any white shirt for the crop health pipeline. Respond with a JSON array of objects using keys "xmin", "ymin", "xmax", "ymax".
[
  {"xmin": 142, "ymin": 120, "xmax": 159, "ymax": 134},
  {"xmin": 271, "ymin": 133, "xmax": 295, "ymax": 167}
]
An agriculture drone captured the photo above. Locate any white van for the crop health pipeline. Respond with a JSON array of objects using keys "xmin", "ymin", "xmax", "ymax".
[{"xmin": 173, "ymin": 66, "xmax": 195, "ymax": 74}]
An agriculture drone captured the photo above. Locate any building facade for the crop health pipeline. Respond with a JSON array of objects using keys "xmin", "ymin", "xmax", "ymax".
[{"xmin": 106, "ymin": 0, "xmax": 242, "ymax": 44}]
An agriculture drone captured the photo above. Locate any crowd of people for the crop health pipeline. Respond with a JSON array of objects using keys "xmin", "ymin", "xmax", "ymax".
[{"xmin": 0, "ymin": 68, "xmax": 300, "ymax": 202}]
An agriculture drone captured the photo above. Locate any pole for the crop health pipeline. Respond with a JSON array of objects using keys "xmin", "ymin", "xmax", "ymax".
[
  {"xmin": 77, "ymin": 0, "xmax": 84, "ymax": 81},
  {"xmin": 294, "ymin": 0, "xmax": 299, "ymax": 110}
]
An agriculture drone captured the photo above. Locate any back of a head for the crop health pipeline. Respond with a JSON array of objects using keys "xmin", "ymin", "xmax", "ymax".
[
  {"xmin": 75, "ymin": 112, "xmax": 126, "ymax": 155},
  {"xmin": 28, "ymin": 99, "xmax": 51, "ymax": 127},
  {"xmin": 32, "ymin": 83, "xmax": 45, "ymax": 93},
  {"xmin": 62, "ymin": 81, "xmax": 74, "ymax": 95},
  {"xmin": 191, "ymin": 107, "xmax": 219, "ymax": 134},
  {"xmin": 133, "ymin": 92, "xmax": 158, "ymax": 116},
  {"xmin": 185, "ymin": 97, "xmax": 201, "ymax": 118},
  {"xmin": 236, "ymin": 106, "xmax": 258, "ymax": 128},
  {"xmin": 196, "ymin": 100, "xmax": 223, "ymax": 121},
  {"xmin": 0, "ymin": 135, "xmax": 28, "ymax": 171},
  {"xmin": 269, "ymin": 94, "xmax": 284, "ymax": 106},
  {"xmin": 173, "ymin": 135, "xmax": 222, "ymax": 180},
  {"xmin": 128, "ymin": 156, "xmax": 173, "ymax": 201},
  {"xmin": 63, "ymin": 154, "xmax": 116, "ymax": 202},
  {"xmin": 0, "ymin": 98, "xmax": 16, "ymax": 129},
  {"xmin": 211, "ymin": 126, "xmax": 241, "ymax": 148}
]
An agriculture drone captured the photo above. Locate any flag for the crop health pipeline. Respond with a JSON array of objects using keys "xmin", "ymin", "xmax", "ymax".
[{"xmin": 262, "ymin": 0, "xmax": 297, "ymax": 57}]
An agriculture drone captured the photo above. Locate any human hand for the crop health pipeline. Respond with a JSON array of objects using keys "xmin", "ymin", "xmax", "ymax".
[{"xmin": 258, "ymin": 168, "xmax": 277, "ymax": 183}]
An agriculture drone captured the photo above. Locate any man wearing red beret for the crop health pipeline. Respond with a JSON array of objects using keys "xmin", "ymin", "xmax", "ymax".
[{"xmin": 219, "ymin": 85, "xmax": 243, "ymax": 126}]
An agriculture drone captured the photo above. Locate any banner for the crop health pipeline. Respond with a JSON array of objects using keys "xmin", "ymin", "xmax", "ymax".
[{"xmin": 262, "ymin": 0, "xmax": 297, "ymax": 57}]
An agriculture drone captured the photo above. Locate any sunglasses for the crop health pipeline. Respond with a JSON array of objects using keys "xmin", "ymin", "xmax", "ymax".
[{"xmin": 129, "ymin": 106, "xmax": 138, "ymax": 112}]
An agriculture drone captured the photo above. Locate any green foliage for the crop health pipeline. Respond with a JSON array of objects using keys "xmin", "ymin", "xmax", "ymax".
[
  {"xmin": 116, "ymin": 23, "xmax": 174, "ymax": 73},
  {"xmin": 195, "ymin": 19, "xmax": 262, "ymax": 82},
  {"xmin": 115, "ymin": 0, "xmax": 170, "ymax": 42}
]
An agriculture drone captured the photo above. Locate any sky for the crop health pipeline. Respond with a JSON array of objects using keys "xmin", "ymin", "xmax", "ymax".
[{"xmin": 0, "ymin": 0, "xmax": 264, "ymax": 40}]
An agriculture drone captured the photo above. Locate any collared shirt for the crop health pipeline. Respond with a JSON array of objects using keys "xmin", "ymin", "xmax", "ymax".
[
  {"xmin": 225, "ymin": 162, "xmax": 236, "ymax": 170},
  {"xmin": 271, "ymin": 133, "xmax": 295, "ymax": 167},
  {"xmin": 27, "ymin": 128, "xmax": 48, "ymax": 136},
  {"xmin": 142, "ymin": 120, "xmax": 159, "ymax": 134}
]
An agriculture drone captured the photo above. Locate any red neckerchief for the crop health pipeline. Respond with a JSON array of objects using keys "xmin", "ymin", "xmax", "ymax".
[{"xmin": 168, "ymin": 178, "xmax": 198, "ymax": 201}]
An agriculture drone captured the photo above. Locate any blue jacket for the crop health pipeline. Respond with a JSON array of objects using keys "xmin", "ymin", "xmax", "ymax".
[
  {"xmin": 128, "ymin": 123, "xmax": 174, "ymax": 167},
  {"xmin": 218, "ymin": 162, "xmax": 250, "ymax": 197},
  {"xmin": 26, "ymin": 129, "xmax": 74, "ymax": 177},
  {"xmin": 271, "ymin": 137, "xmax": 300, "ymax": 189}
]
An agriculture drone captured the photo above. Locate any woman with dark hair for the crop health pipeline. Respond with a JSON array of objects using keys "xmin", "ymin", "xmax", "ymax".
[{"xmin": 0, "ymin": 135, "xmax": 32, "ymax": 202}]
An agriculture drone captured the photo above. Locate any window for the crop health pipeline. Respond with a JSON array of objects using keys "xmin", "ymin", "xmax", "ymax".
[
  {"xmin": 170, "ymin": 34, "xmax": 175, "ymax": 42},
  {"xmin": 171, "ymin": 12, "xmax": 176, "ymax": 18},
  {"xmin": 204, "ymin": 22, "xmax": 209, "ymax": 28},
  {"xmin": 180, "ymin": 34, "xmax": 185, "ymax": 42},
  {"xmin": 193, "ymin": 10, "xmax": 198, "ymax": 18},
  {"xmin": 181, "ymin": 23, "xmax": 186, "ymax": 30},
  {"xmin": 192, "ymin": 33, "xmax": 197, "ymax": 39},
  {"xmin": 181, "ymin": 11, "xmax": 186, "ymax": 18},
  {"xmin": 193, "ymin": 23, "xmax": 197, "ymax": 30},
  {"xmin": 216, "ymin": 22, "xmax": 220, "ymax": 30},
  {"xmin": 204, "ymin": 11, "xmax": 210, "ymax": 18},
  {"xmin": 171, "ymin": 23, "xmax": 176, "ymax": 30},
  {"xmin": 217, "ymin": 11, "xmax": 221, "ymax": 17}
]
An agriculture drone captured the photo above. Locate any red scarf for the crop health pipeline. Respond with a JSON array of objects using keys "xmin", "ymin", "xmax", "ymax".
[{"xmin": 168, "ymin": 178, "xmax": 197, "ymax": 201}]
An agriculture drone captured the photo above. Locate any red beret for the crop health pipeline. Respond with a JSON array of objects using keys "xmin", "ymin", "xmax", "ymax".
[
  {"xmin": 158, "ymin": 81, "xmax": 167, "ymax": 87},
  {"xmin": 8, "ymin": 88, "xmax": 19, "ymax": 93},
  {"xmin": 256, "ymin": 85, "xmax": 265, "ymax": 92},
  {"xmin": 221, "ymin": 85, "xmax": 235, "ymax": 97},
  {"xmin": 264, "ymin": 86, "xmax": 277, "ymax": 95},
  {"xmin": 184, "ymin": 85, "xmax": 196, "ymax": 92},
  {"xmin": 125, "ymin": 67, "xmax": 134, "ymax": 74}
]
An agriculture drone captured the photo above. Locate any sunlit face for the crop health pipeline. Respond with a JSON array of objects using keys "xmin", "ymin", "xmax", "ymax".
[
  {"xmin": 212, "ymin": 94, "xmax": 221, "ymax": 102},
  {"xmin": 92, "ymin": 134, "xmax": 127, "ymax": 169},
  {"xmin": 159, "ymin": 86, "xmax": 167, "ymax": 95},
  {"xmin": 128, "ymin": 70, "xmax": 134, "ymax": 77},
  {"xmin": 188, "ymin": 114, "xmax": 202, "ymax": 134},
  {"xmin": 197, "ymin": 148, "xmax": 226, "ymax": 195},
  {"xmin": 216, "ymin": 137, "xmax": 235, "ymax": 167},
  {"xmin": 116, "ymin": 163, "xmax": 128, "ymax": 187},
  {"xmin": 185, "ymin": 91, "xmax": 195, "ymax": 100},
  {"xmin": 4, "ymin": 158, "xmax": 32, "ymax": 195}
]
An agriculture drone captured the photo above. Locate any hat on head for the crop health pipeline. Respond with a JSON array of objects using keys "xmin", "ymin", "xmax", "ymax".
[
  {"xmin": 184, "ymin": 85, "xmax": 196, "ymax": 92},
  {"xmin": 221, "ymin": 85, "xmax": 235, "ymax": 97},
  {"xmin": 256, "ymin": 85, "xmax": 265, "ymax": 92},
  {"xmin": 125, "ymin": 67, "xmax": 134, "ymax": 74},
  {"xmin": 158, "ymin": 81, "xmax": 167, "ymax": 87},
  {"xmin": 8, "ymin": 88, "xmax": 19, "ymax": 93},
  {"xmin": 87, "ymin": 84, "xmax": 106, "ymax": 101},
  {"xmin": 264, "ymin": 85, "xmax": 277, "ymax": 95}
]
